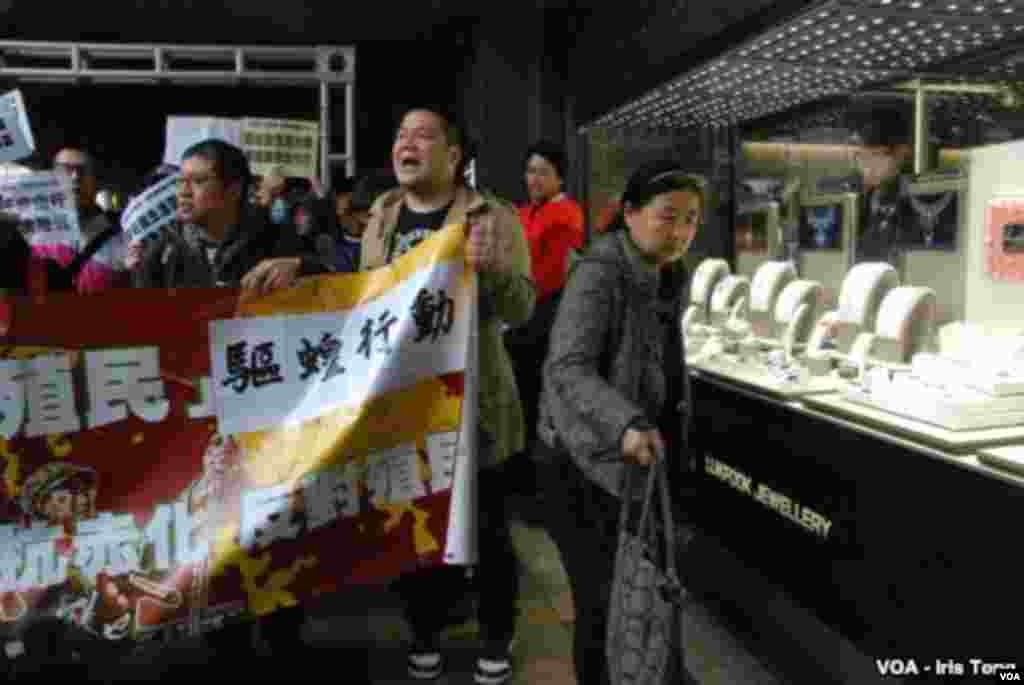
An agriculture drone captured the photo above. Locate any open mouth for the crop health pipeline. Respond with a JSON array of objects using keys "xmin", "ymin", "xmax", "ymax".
[{"xmin": 398, "ymin": 155, "xmax": 422, "ymax": 171}]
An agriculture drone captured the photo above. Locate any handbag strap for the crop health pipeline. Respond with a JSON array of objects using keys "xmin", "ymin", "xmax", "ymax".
[{"xmin": 618, "ymin": 460, "xmax": 681, "ymax": 585}]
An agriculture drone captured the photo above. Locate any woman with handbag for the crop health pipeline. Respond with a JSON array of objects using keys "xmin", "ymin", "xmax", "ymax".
[{"xmin": 537, "ymin": 160, "xmax": 702, "ymax": 685}]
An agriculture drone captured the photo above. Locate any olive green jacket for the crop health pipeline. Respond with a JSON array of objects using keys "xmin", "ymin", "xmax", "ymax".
[{"xmin": 361, "ymin": 185, "xmax": 536, "ymax": 468}]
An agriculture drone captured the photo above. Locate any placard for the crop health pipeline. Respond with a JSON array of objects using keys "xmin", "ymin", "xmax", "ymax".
[
  {"xmin": 121, "ymin": 174, "xmax": 180, "ymax": 244},
  {"xmin": 0, "ymin": 172, "xmax": 81, "ymax": 249},
  {"xmin": 241, "ymin": 118, "xmax": 319, "ymax": 179},
  {"xmin": 163, "ymin": 117, "xmax": 243, "ymax": 167},
  {"xmin": 0, "ymin": 90, "xmax": 36, "ymax": 164}
]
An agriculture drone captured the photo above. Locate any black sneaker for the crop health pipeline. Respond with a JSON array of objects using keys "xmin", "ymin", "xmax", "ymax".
[{"xmin": 407, "ymin": 644, "xmax": 444, "ymax": 680}]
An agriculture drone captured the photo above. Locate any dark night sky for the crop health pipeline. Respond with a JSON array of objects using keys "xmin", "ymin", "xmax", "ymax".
[{"xmin": 5, "ymin": 42, "xmax": 461, "ymax": 193}]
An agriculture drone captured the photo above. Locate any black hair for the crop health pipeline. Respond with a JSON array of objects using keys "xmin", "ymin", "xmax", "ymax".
[
  {"xmin": 182, "ymin": 139, "xmax": 253, "ymax": 201},
  {"xmin": 524, "ymin": 140, "xmax": 567, "ymax": 180},
  {"xmin": 397, "ymin": 104, "xmax": 466, "ymax": 148},
  {"xmin": 396, "ymin": 104, "xmax": 471, "ymax": 180},
  {"xmin": 607, "ymin": 160, "xmax": 706, "ymax": 232}
]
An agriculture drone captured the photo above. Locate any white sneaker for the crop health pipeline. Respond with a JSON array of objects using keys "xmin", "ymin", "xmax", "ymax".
[
  {"xmin": 474, "ymin": 653, "xmax": 512, "ymax": 685},
  {"xmin": 407, "ymin": 647, "xmax": 444, "ymax": 680}
]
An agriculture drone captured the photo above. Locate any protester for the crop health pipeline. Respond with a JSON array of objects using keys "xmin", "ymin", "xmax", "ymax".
[
  {"xmin": 382, "ymin": 106, "xmax": 533, "ymax": 685},
  {"xmin": 242, "ymin": 168, "xmax": 397, "ymax": 283},
  {"xmin": 537, "ymin": 160, "xmax": 702, "ymax": 685},
  {"xmin": 242, "ymin": 105, "xmax": 534, "ymax": 685},
  {"xmin": 33, "ymin": 147, "xmax": 128, "ymax": 293},
  {"xmin": 336, "ymin": 169, "xmax": 397, "ymax": 271},
  {"xmin": 130, "ymin": 141, "xmax": 297, "ymax": 289},
  {"xmin": 504, "ymin": 140, "xmax": 584, "ymax": 504},
  {"xmin": 255, "ymin": 165, "xmax": 288, "ymax": 210}
]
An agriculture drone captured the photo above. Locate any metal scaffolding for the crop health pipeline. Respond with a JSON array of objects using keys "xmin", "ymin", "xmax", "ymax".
[{"xmin": 0, "ymin": 41, "xmax": 356, "ymax": 187}]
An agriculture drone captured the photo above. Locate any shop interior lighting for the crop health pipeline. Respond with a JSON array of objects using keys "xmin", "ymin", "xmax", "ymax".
[{"xmin": 589, "ymin": 0, "xmax": 1024, "ymax": 131}]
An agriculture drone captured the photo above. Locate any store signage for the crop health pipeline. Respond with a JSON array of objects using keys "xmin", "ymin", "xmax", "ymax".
[{"xmin": 704, "ymin": 455, "xmax": 833, "ymax": 539}]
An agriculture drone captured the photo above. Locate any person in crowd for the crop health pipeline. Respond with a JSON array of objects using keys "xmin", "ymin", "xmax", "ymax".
[
  {"xmin": 130, "ymin": 141, "xmax": 298, "ymax": 290},
  {"xmin": 336, "ymin": 169, "xmax": 397, "ymax": 271},
  {"xmin": 332, "ymin": 175, "xmax": 357, "ymax": 229},
  {"xmin": 537, "ymin": 160, "xmax": 702, "ymax": 685},
  {"xmin": 851, "ymin": 105, "xmax": 915, "ymax": 266},
  {"xmin": 377, "ymin": 105, "xmax": 532, "ymax": 685},
  {"xmin": 255, "ymin": 165, "xmax": 288, "ymax": 211},
  {"xmin": 34, "ymin": 147, "xmax": 128, "ymax": 293},
  {"xmin": 242, "ymin": 168, "xmax": 398, "ymax": 283},
  {"xmin": 504, "ymin": 141, "xmax": 584, "ymax": 502},
  {"xmin": 242, "ymin": 104, "xmax": 534, "ymax": 685}
]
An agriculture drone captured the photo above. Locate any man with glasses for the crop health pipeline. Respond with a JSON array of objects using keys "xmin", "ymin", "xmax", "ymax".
[
  {"xmin": 131, "ymin": 139, "xmax": 298, "ymax": 289},
  {"xmin": 42, "ymin": 147, "xmax": 127, "ymax": 292}
]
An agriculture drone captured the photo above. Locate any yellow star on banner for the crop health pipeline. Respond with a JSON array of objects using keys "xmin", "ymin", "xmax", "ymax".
[
  {"xmin": 46, "ymin": 434, "xmax": 72, "ymax": 459},
  {"xmin": 375, "ymin": 501, "xmax": 440, "ymax": 557},
  {"xmin": 207, "ymin": 522, "xmax": 319, "ymax": 618},
  {"xmin": 1, "ymin": 438, "xmax": 20, "ymax": 497},
  {"xmin": 243, "ymin": 556, "xmax": 319, "ymax": 617}
]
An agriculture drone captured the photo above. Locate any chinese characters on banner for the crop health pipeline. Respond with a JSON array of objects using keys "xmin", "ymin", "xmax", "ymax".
[
  {"xmin": 211, "ymin": 254, "xmax": 467, "ymax": 435},
  {"xmin": 240, "ymin": 118, "xmax": 319, "ymax": 180},
  {"xmin": 0, "ymin": 223, "xmax": 474, "ymax": 650},
  {"xmin": 121, "ymin": 174, "xmax": 180, "ymax": 245},
  {"xmin": 0, "ymin": 89, "xmax": 36, "ymax": 165},
  {"xmin": 0, "ymin": 172, "xmax": 81, "ymax": 248}
]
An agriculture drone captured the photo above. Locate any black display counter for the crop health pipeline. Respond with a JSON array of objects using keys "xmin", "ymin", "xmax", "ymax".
[{"xmin": 688, "ymin": 370, "xmax": 1024, "ymax": 674}]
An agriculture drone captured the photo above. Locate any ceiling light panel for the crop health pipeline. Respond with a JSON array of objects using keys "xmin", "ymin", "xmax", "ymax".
[{"xmin": 589, "ymin": 0, "xmax": 1024, "ymax": 131}]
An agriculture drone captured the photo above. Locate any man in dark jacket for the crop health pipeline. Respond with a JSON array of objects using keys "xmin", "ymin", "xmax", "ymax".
[{"xmin": 132, "ymin": 140, "xmax": 299, "ymax": 289}]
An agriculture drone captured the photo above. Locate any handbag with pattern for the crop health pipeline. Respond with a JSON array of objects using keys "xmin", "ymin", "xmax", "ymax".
[{"xmin": 606, "ymin": 459, "xmax": 685, "ymax": 685}]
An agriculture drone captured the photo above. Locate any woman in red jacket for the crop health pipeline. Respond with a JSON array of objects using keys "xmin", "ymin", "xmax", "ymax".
[
  {"xmin": 505, "ymin": 141, "xmax": 584, "ymax": 502},
  {"xmin": 519, "ymin": 141, "xmax": 585, "ymax": 303}
]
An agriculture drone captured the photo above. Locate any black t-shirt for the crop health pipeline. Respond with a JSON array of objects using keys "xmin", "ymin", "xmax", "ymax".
[{"xmin": 388, "ymin": 201, "xmax": 452, "ymax": 262}]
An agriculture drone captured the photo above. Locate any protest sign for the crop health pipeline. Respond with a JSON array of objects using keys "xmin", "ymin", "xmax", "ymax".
[
  {"xmin": 0, "ymin": 90, "xmax": 36, "ymax": 165},
  {"xmin": 121, "ymin": 174, "xmax": 180, "ymax": 244},
  {"xmin": 0, "ymin": 172, "xmax": 81, "ymax": 249},
  {"xmin": 241, "ymin": 118, "xmax": 319, "ymax": 179},
  {"xmin": 0, "ymin": 224, "xmax": 475, "ymax": 650},
  {"xmin": 163, "ymin": 117, "xmax": 243, "ymax": 167}
]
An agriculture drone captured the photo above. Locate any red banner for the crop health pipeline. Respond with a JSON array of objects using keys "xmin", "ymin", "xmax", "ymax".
[{"xmin": 0, "ymin": 282, "xmax": 463, "ymax": 646}]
